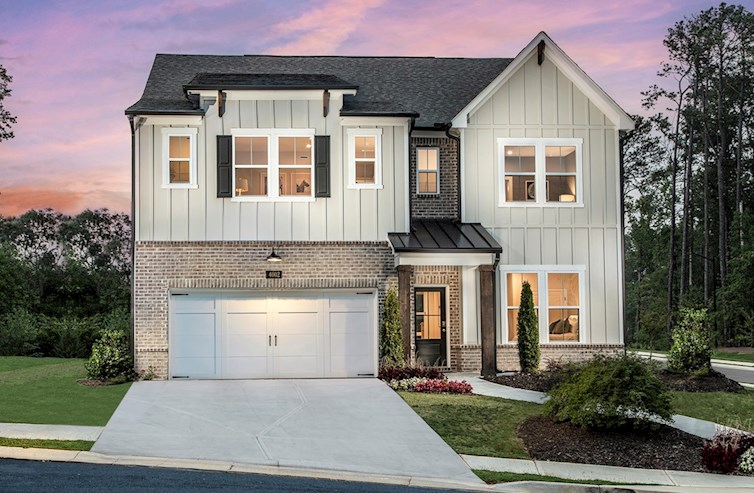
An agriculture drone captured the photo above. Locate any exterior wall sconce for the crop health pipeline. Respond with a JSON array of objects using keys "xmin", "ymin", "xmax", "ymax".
[{"xmin": 266, "ymin": 248, "xmax": 283, "ymax": 262}]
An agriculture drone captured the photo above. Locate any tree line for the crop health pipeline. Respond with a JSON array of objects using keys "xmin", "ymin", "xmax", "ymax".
[
  {"xmin": 624, "ymin": 3, "xmax": 754, "ymax": 349},
  {"xmin": 0, "ymin": 209, "xmax": 131, "ymax": 357}
]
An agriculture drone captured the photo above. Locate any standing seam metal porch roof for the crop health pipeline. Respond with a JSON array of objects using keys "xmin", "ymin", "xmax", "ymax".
[{"xmin": 388, "ymin": 219, "xmax": 502, "ymax": 254}]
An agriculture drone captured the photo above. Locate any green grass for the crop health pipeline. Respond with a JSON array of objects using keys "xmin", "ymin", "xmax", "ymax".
[
  {"xmin": 635, "ymin": 348, "xmax": 754, "ymax": 364},
  {"xmin": 473, "ymin": 470, "xmax": 657, "ymax": 486},
  {"xmin": 672, "ymin": 389, "xmax": 754, "ymax": 433},
  {"xmin": 398, "ymin": 392, "xmax": 542, "ymax": 458},
  {"xmin": 712, "ymin": 351, "xmax": 754, "ymax": 364},
  {"xmin": 0, "ymin": 356, "xmax": 131, "ymax": 426},
  {"xmin": 0, "ymin": 437, "xmax": 93, "ymax": 451}
]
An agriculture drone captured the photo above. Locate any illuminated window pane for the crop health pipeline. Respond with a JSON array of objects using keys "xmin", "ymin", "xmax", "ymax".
[
  {"xmin": 545, "ymin": 146, "xmax": 577, "ymax": 173},
  {"xmin": 506, "ymin": 273, "xmax": 539, "ymax": 306},
  {"xmin": 546, "ymin": 176, "xmax": 577, "ymax": 202},
  {"xmin": 548, "ymin": 308, "xmax": 579, "ymax": 341},
  {"xmin": 169, "ymin": 161, "xmax": 190, "ymax": 183},
  {"xmin": 279, "ymin": 168, "xmax": 312, "ymax": 196},
  {"xmin": 355, "ymin": 136, "xmax": 375, "ymax": 159},
  {"xmin": 356, "ymin": 161, "xmax": 375, "ymax": 183},
  {"xmin": 504, "ymin": 146, "xmax": 535, "ymax": 173},
  {"xmin": 169, "ymin": 136, "xmax": 190, "ymax": 159},
  {"xmin": 548, "ymin": 273, "xmax": 579, "ymax": 306},
  {"xmin": 235, "ymin": 168, "xmax": 267, "ymax": 196},
  {"xmin": 505, "ymin": 175, "xmax": 536, "ymax": 202}
]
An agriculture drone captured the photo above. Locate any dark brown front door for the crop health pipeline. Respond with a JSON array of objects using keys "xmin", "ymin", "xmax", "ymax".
[{"xmin": 414, "ymin": 288, "xmax": 447, "ymax": 367}]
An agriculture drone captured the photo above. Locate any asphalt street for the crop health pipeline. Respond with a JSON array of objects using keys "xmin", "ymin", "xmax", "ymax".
[
  {"xmin": 715, "ymin": 363, "xmax": 754, "ymax": 385},
  {"xmin": 0, "ymin": 459, "xmax": 470, "ymax": 493}
]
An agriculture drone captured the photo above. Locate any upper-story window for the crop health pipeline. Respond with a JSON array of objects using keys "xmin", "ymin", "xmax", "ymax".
[
  {"xmin": 347, "ymin": 128, "xmax": 382, "ymax": 189},
  {"xmin": 498, "ymin": 138, "xmax": 582, "ymax": 205},
  {"xmin": 417, "ymin": 147, "xmax": 440, "ymax": 195},
  {"xmin": 231, "ymin": 129, "xmax": 314, "ymax": 201},
  {"xmin": 162, "ymin": 128, "xmax": 198, "ymax": 189}
]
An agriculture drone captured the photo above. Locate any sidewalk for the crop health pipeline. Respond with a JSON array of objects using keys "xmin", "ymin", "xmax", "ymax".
[
  {"xmin": 448, "ymin": 373, "xmax": 748, "ymax": 440},
  {"xmin": 0, "ymin": 423, "xmax": 102, "ymax": 441}
]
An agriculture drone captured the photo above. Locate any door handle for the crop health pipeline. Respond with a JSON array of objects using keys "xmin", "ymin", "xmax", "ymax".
[
  {"xmin": 269, "ymin": 335, "xmax": 272, "ymax": 347},
  {"xmin": 275, "ymin": 335, "xmax": 278, "ymax": 346}
]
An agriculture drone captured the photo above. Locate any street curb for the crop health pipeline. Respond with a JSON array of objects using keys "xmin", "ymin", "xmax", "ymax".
[{"xmin": 1, "ymin": 446, "xmax": 752, "ymax": 492}]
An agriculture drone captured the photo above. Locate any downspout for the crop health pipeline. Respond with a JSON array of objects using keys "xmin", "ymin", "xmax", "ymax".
[
  {"xmin": 128, "ymin": 115, "xmax": 136, "ymax": 362},
  {"xmin": 492, "ymin": 252, "xmax": 500, "ymax": 372},
  {"xmin": 408, "ymin": 117, "xmax": 416, "ymax": 227},
  {"xmin": 444, "ymin": 124, "xmax": 462, "ymax": 221},
  {"xmin": 618, "ymin": 129, "xmax": 632, "ymax": 353}
]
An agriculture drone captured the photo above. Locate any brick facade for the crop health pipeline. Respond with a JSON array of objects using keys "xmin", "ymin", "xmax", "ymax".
[
  {"xmin": 134, "ymin": 241, "xmax": 395, "ymax": 378},
  {"xmin": 410, "ymin": 137, "xmax": 459, "ymax": 220},
  {"xmin": 457, "ymin": 344, "xmax": 624, "ymax": 372}
]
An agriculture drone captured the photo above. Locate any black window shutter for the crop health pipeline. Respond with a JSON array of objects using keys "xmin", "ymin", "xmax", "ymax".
[
  {"xmin": 314, "ymin": 135, "xmax": 330, "ymax": 198},
  {"xmin": 217, "ymin": 135, "xmax": 232, "ymax": 198}
]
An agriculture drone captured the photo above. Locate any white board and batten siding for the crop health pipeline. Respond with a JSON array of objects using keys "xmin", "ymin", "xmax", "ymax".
[
  {"xmin": 462, "ymin": 52, "xmax": 623, "ymax": 345},
  {"xmin": 137, "ymin": 98, "xmax": 409, "ymax": 242}
]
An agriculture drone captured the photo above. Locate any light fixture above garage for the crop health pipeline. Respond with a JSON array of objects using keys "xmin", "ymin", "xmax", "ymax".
[{"xmin": 266, "ymin": 248, "xmax": 283, "ymax": 262}]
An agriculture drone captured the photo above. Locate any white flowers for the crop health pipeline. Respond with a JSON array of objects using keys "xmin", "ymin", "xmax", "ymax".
[{"xmin": 739, "ymin": 446, "xmax": 754, "ymax": 474}]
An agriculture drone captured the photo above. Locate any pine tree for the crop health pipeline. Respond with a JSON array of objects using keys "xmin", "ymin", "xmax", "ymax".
[
  {"xmin": 380, "ymin": 286, "xmax": 404, "ymax": 366},
  {"xmin": 517, "ymin": 281, "xmax": 540, "ymax": 373}
]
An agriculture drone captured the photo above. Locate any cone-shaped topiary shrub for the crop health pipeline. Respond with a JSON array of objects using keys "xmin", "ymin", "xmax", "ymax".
[
  {"xmin": 517, "ymin": 281, "xmax": 540, "ymax": 373},
  {"xmin": 380, "ymin": 286, "xmax": 405, "ymax": 366}
]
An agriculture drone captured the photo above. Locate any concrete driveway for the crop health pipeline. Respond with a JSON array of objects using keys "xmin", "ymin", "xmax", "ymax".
[{"xmin": 91, "ymin": 379, "xmax": 480, "ymax": 483}]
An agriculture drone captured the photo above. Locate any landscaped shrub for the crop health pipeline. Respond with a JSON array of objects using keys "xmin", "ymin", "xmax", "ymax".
[
  {"xmin": 378, "ymin": 365, "xmax": 444, "ymax": 381},
  {"xmin": 379, "ymin": 286, "xmax": 404, "ymax": 366},
  {"xmin": 0, "ymin": 308, "xmax": 39, "ymax": 356},
  {"xmin": 85, "ymin": 329, "xmax": 133, "ymax": 381},
  {"xmin": 387, "ymin": 377, "xmax": 428, "ymax": 391},
  {"xmin": 546, "ymin": 354, "xmax": 673, "ymax": 430},
  {"xmin": 413, "ymin": 379, "xmax": 472, "ymax": 394},
  {"xmin": 517, "ymin": 281, "xmax": 540, "ymax": 373},
  {"xmin": 668, "ymin": 307, "xmax": 712, "ymax": 374},
  {"xmin": 701, "ymin": 430, "xmax": 754, "ymax": 474},
  {"xmin": 37, "ymin": 315, "xmax": 100, "ymax": 358},
  {"xmin": 739, "ymin": 446, "xmax": 754, "ymax": 474}
]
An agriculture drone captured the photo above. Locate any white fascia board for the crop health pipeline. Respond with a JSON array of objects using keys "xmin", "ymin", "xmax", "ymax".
[
  {"xmin": 188, "ymin": 89, "xmax": 356, "ymax": 101},
  {"xmin": 339, "ymin": 116, "xmax": 411, "ymax": 127},
  {"xmin": 395, "ymin": 252, "xmax": 495, "ymax": 267},
  {"xmin": 411, "ymin": 129, "xmax": 447, "ymax": 138},
  {"xmin": 451, "ymin": 32, "xmax": 634, "ymax": 131},
  {"xmin": 143, "ymin": 115, "xmax": 203, "ymax": 126}
]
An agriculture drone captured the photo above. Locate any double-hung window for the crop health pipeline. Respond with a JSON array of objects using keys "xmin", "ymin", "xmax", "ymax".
[
  {"xmin": 162, "ymin": 128, "xmax": 198, "ymax": 189},
  {"xmin": 231, "ymin": 129, "xmax": 314, "ymax": 200},
  {"xmin": 417, "ymin": 147, "xmax": 440, "ymax": 194},
  {"xmin": 502, "ymin": 267, "xmax": 585, "ymax": 343},
  {"xmin": 499, "ymin": 138, "xmax": 582, "ymax": 205},
  {"xmin": 347, "ymin": 128, "xmax": 382, "ymax": 189}
]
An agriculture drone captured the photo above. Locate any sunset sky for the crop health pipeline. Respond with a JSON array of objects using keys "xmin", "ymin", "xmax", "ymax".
[{"xmin": 0, "ymin": 0, "xmax": 731, "ymax": 216}]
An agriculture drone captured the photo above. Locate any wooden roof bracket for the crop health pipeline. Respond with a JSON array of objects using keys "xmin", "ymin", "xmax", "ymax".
[
  {"xmin": 537, "ymin": 40, "xmax": 546, "ymax": 65},
  {"xmin": 323, "ymin": 89, "xmax": 330, "ymax": 118},
  {"xmin": 218, "ymin": 90, "xmax": 226, "ymax": 117}
]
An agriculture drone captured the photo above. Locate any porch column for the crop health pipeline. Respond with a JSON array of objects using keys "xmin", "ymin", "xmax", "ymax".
[
  {"xmin": 479, "ymin": 264, "xmax": 496, "ymax": 377},
  {"xmin": 397, "ymin": 265, "xmax": 414, "ymax": 362}
]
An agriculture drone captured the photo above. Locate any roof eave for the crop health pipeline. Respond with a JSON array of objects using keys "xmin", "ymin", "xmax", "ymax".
[
  {"xmin": 340, "ymin": 111, "xmax": 419, "ymax": 118},
  {"xmin": 183, "ymin": 83, "xmax": 359, "ymax": 92}
]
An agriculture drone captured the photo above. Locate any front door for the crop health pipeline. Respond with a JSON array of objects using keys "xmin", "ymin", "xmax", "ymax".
[{"xmin": 414, "ymin": 288, "xmax": 447, "ymax": 367}]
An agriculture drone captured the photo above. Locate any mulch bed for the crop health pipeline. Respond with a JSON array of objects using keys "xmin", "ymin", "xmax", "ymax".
[
  {"xmin": 518, "ymin": 414, "xmax": 707, "ymax": 472},
  {"xmin": 484, "ymin": 372, "xmax": 562, "ymax": 392},
  {"xmin": 487, "ymin": 368, "xmax": 744, "ymax": 394},
  {"xmin": 658, "ymin": 369, "xmax": 745, "ymax": 393}
]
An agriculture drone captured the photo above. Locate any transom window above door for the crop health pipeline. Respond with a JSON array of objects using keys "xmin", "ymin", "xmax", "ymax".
[
  {"xmin": 498, "ymin": 138, "xmax": 582, "ymax": 206},
  {"xmin": 231, "ymin": 129, "xmax": 314, "ymax": 201}
]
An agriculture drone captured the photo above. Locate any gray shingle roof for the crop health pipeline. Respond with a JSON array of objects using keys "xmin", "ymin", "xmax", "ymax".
[
  {"xmin": 184, "ymin": 73, "xmax": 358, "ymax": 90},
  {"xmin": 126, "ymin": 54, "xmax": 512, "ymax": 127}
]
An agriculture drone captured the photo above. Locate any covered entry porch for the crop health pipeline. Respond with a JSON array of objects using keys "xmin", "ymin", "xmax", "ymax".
[{"xmin": 388, "ymin": 219, "xmax": 503, "ymax": 375}]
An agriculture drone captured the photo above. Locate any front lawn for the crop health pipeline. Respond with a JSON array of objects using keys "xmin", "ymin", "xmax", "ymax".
[
  {"xmin": 0, "ymin": 356, "xmax": 131, "ymax": 426},
  {"xmin": 712, "ymin": 350, "xmax": 754, "ymax": 364},
  {"xmin": 672, "ymin": 390, "xmax": 754, "ymax": 433},
  {"xmin": 398, "ymin": 392, "xmax": 541, "ymax": 458}
]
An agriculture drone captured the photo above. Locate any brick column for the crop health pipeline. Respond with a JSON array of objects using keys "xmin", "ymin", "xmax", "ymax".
[
  {"xmin": 397, "ymin": 265, "xmax": 414, "ymax": 362},
  {"xmin": 479, "ymin": 264, "xmax": 496, "ymax": 377}
]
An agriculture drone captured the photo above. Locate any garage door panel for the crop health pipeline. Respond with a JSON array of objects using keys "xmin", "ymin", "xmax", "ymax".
[
  {"xmin": 276, "ymin": 334, "xmax": 319, "ymax": 357},
  {"xmin": 173, "ymin": 296, "xmax": 215, "ymax": 314},
  {"xmin": 173, "ymin": 357, "xmax": 216, "ymax": 377},
  {"xmin": 275, "ymin": 312, "xmax": 320, "ymax": 335},
  {"xmin": 225, "ymin": 297, "xmax": 267, "ymax": 312},
  {"xmin": 223, "ymin": 357, "xmax": 269, "ymax": 378},
  {"xmin": 328, "ymin": 295, "xmax": 371, "ymax": 311},
  {"xmin": 329, "ymin": 356, "xmax": 373, "ymax": 376},
  {"xmin": 276, "ymin": 297, "xmax": 319, "ymax": 312},
  {"xmin": 275, "ymin": 356, "xmax": 322, "ymax": 377}
]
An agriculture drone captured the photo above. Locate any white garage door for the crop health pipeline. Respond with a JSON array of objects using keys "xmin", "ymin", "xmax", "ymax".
[{"xmin": 170, "ymin": 291, "xmax": 376, "ymax": 379}]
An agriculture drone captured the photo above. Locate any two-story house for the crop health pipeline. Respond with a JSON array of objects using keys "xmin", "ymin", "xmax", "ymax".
[{"xmin": 126, "ymin": 32, "xmax": 633, "ymax": 379}]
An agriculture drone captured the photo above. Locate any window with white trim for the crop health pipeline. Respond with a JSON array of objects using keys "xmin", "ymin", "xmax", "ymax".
[
  {"xmin": 162, "ymin": 128, "xmax": 198, "ymax": 188},
  {"xmin": 502, "ymin": 267, "xmax": 584, "ymax": 343},
  {"xmin": 347, "ymin": 128, "xmax": 382, "ymax": 189},
  {"xmin": 231, "ymin": 129, "xmax": 314, "ymax": 201},
  {"xmin": 417, "ymin": 147, "xmax": 440, "ymax": 194},
  {"xmin": 499, "ymin": 138, "xmax": 582, "ymax": 205}
]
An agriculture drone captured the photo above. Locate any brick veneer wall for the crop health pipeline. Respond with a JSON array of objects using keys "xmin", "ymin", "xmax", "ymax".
[
  {"xmin": 410, "ymin": 137, "xmax": 459, "ymax": 219},
  {"xmin": 412, "ymin": 265, "xmax": 462, "ymax": 371},
  {"xmin": 134, "ymin": 241, "xmax": 395, "ymax": 378},
  {"xmin": 457, "ymin": 344, "xmax": 624, "ymax": 372}
]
